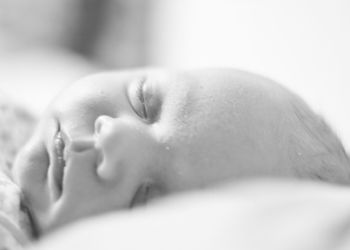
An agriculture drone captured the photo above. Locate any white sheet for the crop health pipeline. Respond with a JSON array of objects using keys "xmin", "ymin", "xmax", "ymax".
[{"xmin": 32, "ymin": 180, "xmax": 350, "ymax": 250}]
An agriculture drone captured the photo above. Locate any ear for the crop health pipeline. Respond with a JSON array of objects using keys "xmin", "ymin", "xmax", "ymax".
[{"xmin": 129, "ymin": 181, "xmax": 164, "ymax": 209}]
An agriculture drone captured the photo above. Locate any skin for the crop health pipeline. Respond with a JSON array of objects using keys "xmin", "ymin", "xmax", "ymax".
[{"xmin": 13, "ymin": 68, "xmax": 303, "ymax": 235}]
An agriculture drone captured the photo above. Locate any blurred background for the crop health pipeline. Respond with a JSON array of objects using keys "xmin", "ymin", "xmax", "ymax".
[{"xmin": 0, "ymin": 0, "xmax": 349, "ymax": 150}]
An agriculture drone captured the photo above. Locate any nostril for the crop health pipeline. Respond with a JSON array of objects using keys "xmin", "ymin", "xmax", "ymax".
[{"xmin": 94, "ymin": 115, "xmax": 114, "ymax": 135}]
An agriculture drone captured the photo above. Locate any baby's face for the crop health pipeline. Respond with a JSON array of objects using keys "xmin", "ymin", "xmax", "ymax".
[{"xmin": 13, "ymin": 69, "xmax": 293, "ymax": 234}]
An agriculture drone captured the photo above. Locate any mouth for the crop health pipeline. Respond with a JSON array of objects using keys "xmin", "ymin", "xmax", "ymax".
[
  {"xmin": 51, "ymin": 129, "xmax": 66, "ymax": 200},
  {"xmin": 129, "ymin": 183, "xmax": 150, "ymax": 208}
]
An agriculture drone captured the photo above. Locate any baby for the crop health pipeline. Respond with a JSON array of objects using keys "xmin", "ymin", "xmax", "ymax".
[{"xmin": 12, "ymin": 68, "xmax": 350, "ymax": 237}]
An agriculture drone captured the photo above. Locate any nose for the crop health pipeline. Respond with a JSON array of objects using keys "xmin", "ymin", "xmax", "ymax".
[
  {"xmin": 69, "ymin": 115, "xmax": 114, "ymax": 153},
  {"xmin": 94, "ymin": 115, "xmax": 114, "ymax": 135}
]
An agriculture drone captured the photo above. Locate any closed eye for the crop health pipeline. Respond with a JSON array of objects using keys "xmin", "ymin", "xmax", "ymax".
[
  {"xmin": 135, "ymin": 78, "xmax": 148, "ymax": 119},
  {"xmin": 127, "ymin": 77, "xmax": 162, "ymax": 122},
  {"xmin": 128, "ymin": 78, "xmax": 149, "ymax": 121}
]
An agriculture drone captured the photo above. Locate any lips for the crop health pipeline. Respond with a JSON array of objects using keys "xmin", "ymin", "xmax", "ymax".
[{"xmin": 51, "ymin": 131, "xmax": 66, "ymax": 200}]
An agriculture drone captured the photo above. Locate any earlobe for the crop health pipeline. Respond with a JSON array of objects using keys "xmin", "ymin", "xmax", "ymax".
[
  {"xmin": 129, "ymin": 182, "xmax": 150, "ymax": 208},
  {"xmin": 129, "ymin": 181, "xmax": 163, "ymax": 209}
]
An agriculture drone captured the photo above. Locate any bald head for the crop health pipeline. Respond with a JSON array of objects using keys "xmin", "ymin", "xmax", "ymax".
[
  {"xmin": 184, "ymin": 68, "xmax": 350, "ymax": 184},
  {"xmin": 282, "ymin": 92, "xmax": 350, "ymax": 183}
]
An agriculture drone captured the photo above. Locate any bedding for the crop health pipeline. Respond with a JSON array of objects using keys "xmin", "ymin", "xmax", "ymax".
[
  {"xmin": 0, "ymin": 92, "xmax": 35, "ymax": 249},
  {"xmin": 32, "ymin": 179, "xmax": 350, "ymax": 250}
]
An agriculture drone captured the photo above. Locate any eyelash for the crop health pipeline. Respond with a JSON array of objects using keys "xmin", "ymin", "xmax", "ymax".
[{"xmin": 135, "ymin": 80, "xmax": 148, "ymax": 120}]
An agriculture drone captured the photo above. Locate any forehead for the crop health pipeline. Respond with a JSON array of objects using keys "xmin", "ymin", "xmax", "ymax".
[
  {"xmin": 50, "ymin": 69, "xmax": 198, "ymax": 111},
  {"xmin": 47, "ymin": 68, "xmax": 286, "ymax": 134}
]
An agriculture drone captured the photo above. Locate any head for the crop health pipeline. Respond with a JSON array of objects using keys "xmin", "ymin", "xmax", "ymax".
[{"xmin": 12, "ymin": 68, "xmax": 350, "ymax": 235}]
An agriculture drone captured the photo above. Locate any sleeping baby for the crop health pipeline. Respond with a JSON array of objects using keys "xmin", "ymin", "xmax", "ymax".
[{"xmin": 11, "ymin": 68, "xmax": 350, "ymax": 238}]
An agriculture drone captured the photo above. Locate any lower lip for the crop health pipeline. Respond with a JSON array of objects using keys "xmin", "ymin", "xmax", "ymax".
[
  {"xmin": 51, "ymin": 158, "xmax": 65, "ymax": 200},
  {"xmin": 51, "ymin": 140, "xmax": 66, "ymax": 200},
  {"xmin": 56, "ymin": 158, "xmax": 65, "ymax": 195}
]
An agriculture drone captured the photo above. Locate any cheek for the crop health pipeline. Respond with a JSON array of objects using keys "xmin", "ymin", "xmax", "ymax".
[{"xmin": 162, "ymin": 122, "xmax": 238, "ymax": 190}]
